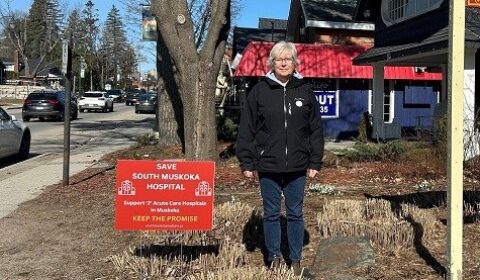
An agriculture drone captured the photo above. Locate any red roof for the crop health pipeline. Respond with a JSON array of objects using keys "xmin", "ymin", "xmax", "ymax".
[{"xmin": 233, "ymin": 41, "xmax": 442, "ymax": 80}]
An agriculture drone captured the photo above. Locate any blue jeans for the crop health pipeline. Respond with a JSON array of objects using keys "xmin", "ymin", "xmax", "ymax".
[{"xmin": 259, "ymin": 171, "xmax": 306, "ymax": 263}]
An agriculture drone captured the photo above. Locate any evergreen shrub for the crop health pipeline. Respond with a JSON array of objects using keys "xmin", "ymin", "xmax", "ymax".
[{"xmin": 433, "ymin": 115, "xmax": 448, "ymax": 161}]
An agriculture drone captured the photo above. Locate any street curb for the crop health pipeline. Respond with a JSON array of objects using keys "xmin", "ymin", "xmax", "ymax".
[
  {"xmin": 1, "ymin": 153, "xmax": 54, "ymax": 173},
  {"xmin": 4, "ymin": 106, "xmax": 23, "ymax": 110}
]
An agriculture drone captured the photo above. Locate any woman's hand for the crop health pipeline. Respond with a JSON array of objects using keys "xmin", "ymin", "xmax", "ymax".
[
  {"xmin": 243, "ymin": 170, "xmax": 255, "ymax": 178},
  {"xmin": 307, "ymin": 169, "xmax": 318, "ymax": 178}
]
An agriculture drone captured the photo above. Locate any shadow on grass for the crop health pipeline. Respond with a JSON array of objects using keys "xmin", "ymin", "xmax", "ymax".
[
  {"xmin": 133, "ymin": 243, "xmax": 220, "ymax": 262},
  {"xmin": 242, "ymin": 209, "xmax": 311, "ymax": 267},
  {"xmin": 364, "ymin": 190, "xmax": 480, "ymax": 278},
  {"xmin": 365, "ymin": 191, "xmax": 480, "ymax": 223}
]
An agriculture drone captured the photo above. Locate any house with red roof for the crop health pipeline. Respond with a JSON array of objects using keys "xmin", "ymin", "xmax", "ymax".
[{"xmin": 232, "ymin": 0, "xmax": 443, "ymax": 140}]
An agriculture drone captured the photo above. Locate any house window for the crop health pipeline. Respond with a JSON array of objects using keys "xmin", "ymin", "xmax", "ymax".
[
  {"xmin": 383, "ymin": 82, "xmax": 393, "ymax": 123},
  {"xmin": 382, "ymin": 0, "xmax": 442, "ymax": 26}
]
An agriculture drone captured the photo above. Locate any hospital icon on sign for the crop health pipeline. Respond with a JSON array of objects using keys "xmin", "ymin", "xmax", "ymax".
[
  {"xmin": 195, "ymin": 181, "xmax": 212, "ymax": 196},
  {"xmin": 118, "ymin": 180, "xmax": 136, "ymax": 195}
]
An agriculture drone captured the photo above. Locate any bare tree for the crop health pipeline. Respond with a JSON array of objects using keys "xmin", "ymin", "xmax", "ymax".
[
  {"xmin": 0, "ymin": 0, "xmax": 67, "ymax": 82},
  {"xmin": 118, "ymin": 0, "xmax": 240, "ymax": 158},
  {"xmin": 0, "ymin": 9, "xmax": 28, "ymax": 77},
  {"xmin": 151, "ymin": 0, "xmax": 231, "ymax": 159}
]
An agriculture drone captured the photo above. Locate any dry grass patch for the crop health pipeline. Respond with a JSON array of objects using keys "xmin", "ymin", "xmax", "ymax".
[
  {"xmin": 317, "ymin": 199, "xmax": 446, "ymax": 250},
  {"xmin": 106, "ymin": 201, "xmax": 301, "ymax": 279}
]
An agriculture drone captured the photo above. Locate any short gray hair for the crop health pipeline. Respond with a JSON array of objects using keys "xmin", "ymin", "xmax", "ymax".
[{"xmin": 268, "ymin": 41, "xmax": 299, "ymax": 69}]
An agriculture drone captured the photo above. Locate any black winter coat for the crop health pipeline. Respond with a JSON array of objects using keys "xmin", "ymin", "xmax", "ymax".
[{"xmin": 236, "ymin": 76, "xmax": 324, "ymax": 173}]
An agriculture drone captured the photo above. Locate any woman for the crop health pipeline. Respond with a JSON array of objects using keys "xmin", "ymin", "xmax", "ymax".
[{"xmin": 236, "ymin": 41, "xmax": 324, "ymax": 273}]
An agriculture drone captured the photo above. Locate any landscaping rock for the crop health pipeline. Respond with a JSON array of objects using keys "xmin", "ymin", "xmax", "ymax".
[{"xmin": 311, "ymin": 235, "xmax": 374, "ymax": 276}]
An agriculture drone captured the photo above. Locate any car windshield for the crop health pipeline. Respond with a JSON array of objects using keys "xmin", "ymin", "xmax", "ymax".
[
  {"xmin": 140, "ymin": 95, "xmax": 156, "ymax": 101},
  {"xmin": 107, "ymin": 90, "xmax": 121, "ymax": 95},
  {"xmin": 28, "ymin": 93, "xmax": 57, "ymax": 100},
  {"xmin": 84, "ymin": 92, "xmax": 104, "ymax": 98},
  {"xmin": 127, "ymin": 89, "xmax": 145, "ymax": 95}
]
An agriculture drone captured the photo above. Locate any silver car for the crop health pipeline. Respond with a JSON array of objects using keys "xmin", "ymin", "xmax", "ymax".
[
  {"xmin": 135, "ymin": 94, "xmax": 157, "ymax": 114},
  {"xmin": 0, "ymin": 106, "xmax": 31, "ymax": 160}
]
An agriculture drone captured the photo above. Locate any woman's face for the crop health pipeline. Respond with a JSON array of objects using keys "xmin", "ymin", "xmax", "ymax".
[{"xmin": 273, "ymin": 49, "xmax": 295, "ymax": 81}]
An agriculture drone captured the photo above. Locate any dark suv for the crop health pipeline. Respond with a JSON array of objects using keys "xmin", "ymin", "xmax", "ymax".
[
  {"xmin": 22, "ymin": 90, "xmax": 79, "ymax": 122},
  {"xmin": 125, "ymin": 89, "xmax": 146, "ymax": 106}
]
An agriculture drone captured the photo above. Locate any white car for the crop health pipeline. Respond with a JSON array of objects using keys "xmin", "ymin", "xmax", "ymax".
[
  {"xmin": 78, "ymin": 91, "xmax": 114, "ymax": 112},
  {"xmin": 105, "ymin": 89, "xmax": 123, "ymax": 102},
  {"xmin": 0, "ymin": 106, "xmax": 30, "ymax": 160}
]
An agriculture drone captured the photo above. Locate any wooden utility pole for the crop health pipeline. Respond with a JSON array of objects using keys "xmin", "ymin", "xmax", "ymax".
[{"xmin": 447, "ymin": 0, "xmax": 464, "ymax": 278}]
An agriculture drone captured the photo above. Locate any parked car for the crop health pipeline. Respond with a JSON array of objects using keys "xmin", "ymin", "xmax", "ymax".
[
  {"xmin": 106, "ymin": 89, "xmax": 123, "ymax": 102},
  {"xmin": 125, "ymin": 89, "xmax": 146, "ymax": 106},
  {"xmin": 135, "ymin": 94, "xmax": 157, "ymax": 114},
  {"xmin": 22, "ymin": 90, "xmax": 79, "ymax": 122},
  {"xmin": 78, "ymin": 91, "xmax": 114, "ymax": 113},
  {"xmin": 0, "ymin": 106, "xmax": 30, "ymax": 160}
]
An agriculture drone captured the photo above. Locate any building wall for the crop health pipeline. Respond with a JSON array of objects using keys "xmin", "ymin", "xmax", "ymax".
[
  {"xmin": 320, "ymin": 81, "xmax": 439, "ymax": 139},
  {"xmin": 393, "ymin": 86, "xmax": 438, "ymax": 129},
  {"xmin": 309, "ymin": 28, "xmax": 374, "ymax": 46},
  {"xmin": 371, "ymin": 1, "xmax": 448, "ymax": 47},
  {"xmin": 322, "ymin": 89, "xmax": 369, "ymax": 139},
  {"xmin": 465, "ymin": 50, "xmax": 479, "ymax": 159}
]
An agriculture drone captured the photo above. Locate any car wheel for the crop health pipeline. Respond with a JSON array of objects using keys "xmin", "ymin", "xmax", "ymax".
[
  {"xmin": 22, "ymin": 115, "xmax": 30, "ymax": 122},
  {"xmin": 17, "ymin": 131, "xmax": 30, "ymax": 160},
  {"xmin": 72, "ymin": 110, "xmax": 78, "ymax": 120},
  {"xmin": 135, "ymin": 110, "xmax": 139, "ymax": 114},
  {"xmin": 39, "ymin": 117, "xmax": 45, "ymax": 121},
  {"xmin": 58, "ymin": 112, "xmax": 64, "ymax": 121},
  {"xmin": 109, "ymin": 104, "xmax": 114, "ymax": 112},
  {"xmin": 80, "ymin": 108, "xmax": 85, "ymax": 113},
  {"xmin": 103, "ymin": 106, "xmax": 107, "ymax": 113}
]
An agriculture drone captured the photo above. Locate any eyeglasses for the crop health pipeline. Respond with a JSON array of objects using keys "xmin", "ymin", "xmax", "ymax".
[{"xmin": 274, "ymin": 57, "xmax": 294, "ymax": 64}]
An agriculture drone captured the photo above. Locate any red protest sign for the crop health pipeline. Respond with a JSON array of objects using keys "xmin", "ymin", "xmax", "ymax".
[{"xmin": 115, "ymin": 160, "xmax": 215, "ymax": 231}]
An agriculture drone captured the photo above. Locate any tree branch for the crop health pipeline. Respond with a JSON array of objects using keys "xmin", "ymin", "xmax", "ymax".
[
  {"xmin": 194, "ymin": 3, "xmax": 211, "ymax": 49},
  {"xmin": 199, "ymin": 0, "xmax": 230, "ymax": 63},
  {"xmin": 152, "ymin": 0, "xmax": 197, "ymax": 74}
]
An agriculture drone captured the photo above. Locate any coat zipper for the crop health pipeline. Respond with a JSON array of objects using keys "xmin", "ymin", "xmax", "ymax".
[{"xmin": 283, "ymin": 86, "xmax": 288, "ymax": 170}]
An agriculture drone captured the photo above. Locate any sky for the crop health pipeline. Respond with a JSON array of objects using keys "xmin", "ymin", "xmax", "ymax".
[
  {"xmin": 5, "ymin": 0, "xmax": 291, "ymax": 73},
  {"xmin": 235, "ymin": 0, "xmax": 290, "ymax": 28}
]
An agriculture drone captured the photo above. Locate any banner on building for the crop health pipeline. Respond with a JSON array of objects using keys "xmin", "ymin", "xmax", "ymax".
[
  {"xmin": 313, "ymin": 90, "xmax": 339, "ymax": 118},
  {"xmin": 142, "ymin": 6, "xmax": 157, "ymax": 41},
  {"xmin": 115, "ymin": 160, "xmax": 215, "ymax": 231},
  {"xmin": 467, "ymin": 0, "xmax": 480, "ymax": 8}
]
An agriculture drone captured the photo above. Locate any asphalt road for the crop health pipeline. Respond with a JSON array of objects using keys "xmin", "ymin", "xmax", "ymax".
[{"xmin": 1, "ymin": 103, "xmax": 157, "ymax": 167}]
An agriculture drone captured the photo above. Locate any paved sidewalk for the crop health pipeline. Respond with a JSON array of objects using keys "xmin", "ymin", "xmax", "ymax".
[{"xmin": 0, "ymin": 142, "xmax": 131, "ymax": 219}]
